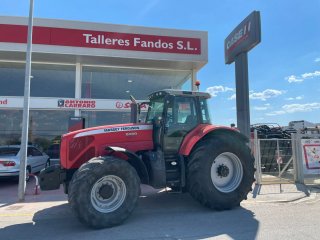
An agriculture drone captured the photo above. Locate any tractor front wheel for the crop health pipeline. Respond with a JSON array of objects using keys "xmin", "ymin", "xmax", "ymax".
[
  {"xmin": 68, "ymin": 156, "xmax": 140, "ymax": 229},
  {"xmin": 187, "ymin": 136, "xmax": 254, "ymax": 210}
]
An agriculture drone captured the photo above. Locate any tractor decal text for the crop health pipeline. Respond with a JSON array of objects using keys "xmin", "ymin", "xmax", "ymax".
[{"xmin": 74, "ymin": 125, "xmax": 153, "ymax": 138}]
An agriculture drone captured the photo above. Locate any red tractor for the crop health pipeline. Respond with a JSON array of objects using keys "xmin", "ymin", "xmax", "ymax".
[{"xmin": 40, "ymin": 90, "xmax": 255, "ymax": 229}]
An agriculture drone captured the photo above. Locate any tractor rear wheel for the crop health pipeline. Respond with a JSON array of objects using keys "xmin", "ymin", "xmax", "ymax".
[
  {"xmin": 68, "ymin": 156, "xmax": 140, "ymax": 229},
  {"xmin": 187, "ymin": 136, "xmax": 254, "ymax": 210}
]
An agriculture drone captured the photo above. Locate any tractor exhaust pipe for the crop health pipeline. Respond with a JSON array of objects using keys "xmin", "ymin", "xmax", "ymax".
[{"xmin": 130, "ymin": 95, "xmax": 138, "ymax": 123}]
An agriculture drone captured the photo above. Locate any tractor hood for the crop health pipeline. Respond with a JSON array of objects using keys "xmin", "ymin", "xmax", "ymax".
[
  {"xmin": 60, "ymin": 123, "xmax": 154, "ymax": 169},
  {"xmin": 70, "ymin": 123, "xmax": 153, "ymax": 139}
]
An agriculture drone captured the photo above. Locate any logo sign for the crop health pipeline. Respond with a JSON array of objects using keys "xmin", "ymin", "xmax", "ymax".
[
  {"xmin": 224, "ymin": 11, "xmax": 261, "ymax": 64},
  {"xmin": 58, "ymin": 99, "xmax": 96, "ymax": 109},
  {"xmin": 116, "ymin": 102, "xmax": 124, "ymax": 109},
  {"xmin": 115, "ymin": 101, "xmax": 147, "ymax": 109},
  {"xmin": 57, "ymin": 99, "xmax": 64, "ymax": 107}
]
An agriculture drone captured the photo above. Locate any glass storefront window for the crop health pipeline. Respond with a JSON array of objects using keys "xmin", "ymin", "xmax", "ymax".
[
  {"xmin": 0, "ymin": 109, "xmax": 23, "ymax": 145},
  {"xmin": 81, "ymin": 110, "xmax": 147, "ymax": 128},
  {"xmin": 0, "ymin": 62, "xmax": 25, "ymax": 96},
  {"xmin": 0, "ymin": 109, "xmax": 74, "ymax": 159},
  {"xmin": 0, "ymin": 62, "xmax": 75, "ymax": 98},
  {"xmin": 31, "ymin": 64, "xmax": 75, "ymax": 98},
  {"xmin": 82, "ymin": 66, "xmax": 191, "ymax": 100}
]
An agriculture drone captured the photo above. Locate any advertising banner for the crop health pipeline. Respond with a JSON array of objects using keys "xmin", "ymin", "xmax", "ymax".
[{"xmin": 301, "ymin": 139, "xmax": 320, "ymax": 174}]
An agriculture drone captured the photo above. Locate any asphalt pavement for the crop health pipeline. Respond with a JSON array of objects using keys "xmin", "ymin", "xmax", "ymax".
[{"xmin": 0, "ymin": 178, "xmax": 319, "ymax": 240}]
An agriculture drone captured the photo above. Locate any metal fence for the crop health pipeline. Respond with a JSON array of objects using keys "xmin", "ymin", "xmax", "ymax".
[
  {"xmin": 253, "ymin": 134, "xmax": 295, "ymax": 184},
  {"xmin": 253, "ymin": 130, "xmax": 320, "ymax": 185}
]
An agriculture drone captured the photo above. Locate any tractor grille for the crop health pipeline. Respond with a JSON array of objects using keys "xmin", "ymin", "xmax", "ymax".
[
  {"xmin": 69, "ymin": 136, "xmax": 94, "ymax": 160},
  {"xmin": 76, "ymin": 147, "xmax": 95, "ymax": 166}
]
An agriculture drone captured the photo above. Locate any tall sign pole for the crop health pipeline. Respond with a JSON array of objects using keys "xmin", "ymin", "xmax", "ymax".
[
  {"xmin": 18, "ymin": 0, "xmax": 34, "ymax": 201},
  {"xmin": 224, "ymin": 11, "xmax": 261, "ymax": 138}
]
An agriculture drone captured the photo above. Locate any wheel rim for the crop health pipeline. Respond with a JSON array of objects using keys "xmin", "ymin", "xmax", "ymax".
[
  {"xmin": 210, "ymin": 152, "xmax": 243, "ymax": 193},
  {"xmin": 90, "ymin": 175, "xmax": 127, "ymax": 213}
]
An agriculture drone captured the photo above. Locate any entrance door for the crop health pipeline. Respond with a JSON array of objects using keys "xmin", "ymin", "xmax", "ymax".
[{"xmin": 163, "ymin": 96, "xmax": 198, "ymax": 154}]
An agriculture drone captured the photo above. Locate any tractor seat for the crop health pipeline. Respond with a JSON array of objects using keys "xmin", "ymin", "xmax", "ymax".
[{"xmin": 184, "ymin": 115, "xmax": 197, "ymax": 125}]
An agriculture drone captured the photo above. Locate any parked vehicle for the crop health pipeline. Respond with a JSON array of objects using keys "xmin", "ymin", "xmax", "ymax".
[
  {"xmin": 40, "ymin": 90, "xmax": 255, "ymax": 229},
  {"xmin": 0, "ymin": 145, "xmax": 50, "ymax": 181},
  {"xmin": 46, "ymin": 143, "xmax": 60, "ymax": 165}
]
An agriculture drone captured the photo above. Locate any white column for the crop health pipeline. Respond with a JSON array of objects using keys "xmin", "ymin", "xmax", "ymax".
[
  {"xmin": 191, "ymin": 70, "xmax": 197, "ymax": 91},
  {"xmin": 74, "ymin": 63, "xmax": 82, "ymax": 117}
]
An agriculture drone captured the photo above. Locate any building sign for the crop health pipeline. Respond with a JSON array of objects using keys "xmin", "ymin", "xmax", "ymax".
[
  {"xmin": 58, "ymin": 99, "xmax": 96, "ymax": 109},
  {"xmin": 224, "ymin": 11, "xmax": 261, "ymax": 64},
  {"xmin": 0, "ymin": 96, "xmax": 148, "ymax": 111},
  {"xmin": 0, "ymin": 99, "xmax": 8, "ymax": 105},
  {"xmin": 115, "ymin": 101, "xmax": 148, "ymax": 109},
  {"xmin": 0, "ymin": 24, "xmax": 201, "ymax": 55},
  {"xmin": 301, "ymin": 139, "xmax": 320, "ymax": 174}
]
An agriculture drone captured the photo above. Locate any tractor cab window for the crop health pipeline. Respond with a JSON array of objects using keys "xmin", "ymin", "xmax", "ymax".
[
  {"xmin": 146, "ymin": 97, "xmax": 164, "ymax": 123},
  {"xmin": 165, "ymin": 96, "xmax": 198, "ymax": 131},
  {"xmin": 200, "ymin": 99, "xmax": 211, "ymax": 124},
  {"xmin": 175, "ymin": 97, "xmax": 197, "ymax": 127}
]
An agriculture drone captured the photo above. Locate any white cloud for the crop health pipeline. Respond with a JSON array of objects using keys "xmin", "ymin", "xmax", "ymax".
[
  {"xmin": 249, "ymin": 89, "xmax": 285, "ymax": 101},
  {"xmin": 254, "ymin": 107, "xmax": 268, "ymax": 111},
  {"xmin": 228, "ymin": 94, "xmax": 236, "ymax": 100},
  {"xmin": 266, "ymin": 110, "xmax": 286, "ymax": 116},
  {"xmin": 301, "ymin": 71, "xmax": 320, "ymax": 79},
  {"xmin": 253, "ymin": 103, "xmax": 271, "ymax": 111},
  {"xmin": 228, "ymin": 89, "xmax": 284, "ymax": 101},
  {"xmin": 286, "ymin": 70, "xmax": 320, "ymax": 83},
  {"xmin": 206, "ymin": 86, "xmax": 234, "ymax": 97},
  {"xmin": 266, "ymin": 102, "xmax": 320, "ymax": 116},
  {"xmin": 286, "ymin": 75, "xmax": 304, "ymax": 83},
  {"xmin": 285, "ymin": 96, "xmax": 304, "ymax": 101},
  {"xmin": 282, "ymin": 103, "xmax": 320, "ymax": 113},
  {"xmin": 315, "ymin": 58, "xmax": 320, "ymax": 62},
  {"xmin": 254, "ymin": 117, "xmax": 265, "ymax": 121},
  {"xmin": 253, "ymin": 106, "xmax": 268, "ymax": 111}
]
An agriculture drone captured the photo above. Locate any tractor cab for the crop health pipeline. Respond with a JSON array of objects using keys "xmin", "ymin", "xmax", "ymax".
[{"xmin": 145, "ymin": 90, "xmax": 211, "ymax": 154}]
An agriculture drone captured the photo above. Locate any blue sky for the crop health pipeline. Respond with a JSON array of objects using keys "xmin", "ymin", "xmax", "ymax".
[{"xmin": 1, "ymin": 0, "xmax": 320, "ymax": 126}]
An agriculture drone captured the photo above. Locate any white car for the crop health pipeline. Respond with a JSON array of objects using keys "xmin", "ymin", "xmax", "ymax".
[{"xmin": 0, "ymin": 145, "xmax": 50, "ymax": 181}]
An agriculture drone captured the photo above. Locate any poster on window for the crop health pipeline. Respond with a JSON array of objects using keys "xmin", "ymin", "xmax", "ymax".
[{"xmin": 301, "ymin": 139, "xmax": 320, "ymax": 174}]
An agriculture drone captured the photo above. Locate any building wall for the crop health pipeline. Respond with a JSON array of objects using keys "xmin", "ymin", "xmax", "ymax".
[{"xmin": 0, "ymin": 16, "xmax": 208, "ymax": 159}]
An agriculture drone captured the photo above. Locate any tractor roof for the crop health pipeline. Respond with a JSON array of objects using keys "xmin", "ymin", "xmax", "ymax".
[{"xmin": 148, "ymin": 89, "xmax": 211, "ymax": 100}]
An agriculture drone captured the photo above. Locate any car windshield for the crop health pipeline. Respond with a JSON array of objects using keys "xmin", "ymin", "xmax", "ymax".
[
  {"xmin": 0, "ymin": 147, "xmax": 20, "ymax": 156},
  {"xmin": 146, "ymin": 97, "xmax": 164, "ymax": 123}
]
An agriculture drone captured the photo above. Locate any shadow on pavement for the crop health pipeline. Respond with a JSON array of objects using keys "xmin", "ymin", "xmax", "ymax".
[{"xmin": 1, "ymin": 189, "xmax": 259, "ymax": 240}]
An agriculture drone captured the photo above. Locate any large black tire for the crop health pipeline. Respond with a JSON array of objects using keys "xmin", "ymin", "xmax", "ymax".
[
  {"xmin": 187, "ymin": 136, "xmax": 254, "ymax": 210},
  {"xmin": 68, "ymin": 156, "xmax": 140, "ymax": 229}
]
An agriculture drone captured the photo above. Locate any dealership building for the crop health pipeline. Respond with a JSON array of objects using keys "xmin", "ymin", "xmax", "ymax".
[{"xmin": 0, "ymin": 16, "xmax": 208, "ymax": 158}]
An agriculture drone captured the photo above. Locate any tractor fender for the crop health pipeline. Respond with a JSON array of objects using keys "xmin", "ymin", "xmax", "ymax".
[
  {"xmin": 179, "ymin": 124, "xmax": 248, "ymax": 156},
  {"xmin": 105, "ymin": 146, "xmax": 149, "ymax": 184}
]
